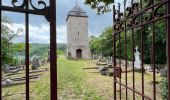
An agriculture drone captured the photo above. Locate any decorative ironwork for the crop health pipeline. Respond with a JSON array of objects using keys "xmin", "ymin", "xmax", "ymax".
[
  {"xmin": 0, "ymin": 0, "xmax": 57, "ymax": 100},
  {"xmin": 113, "ymin": 0, "xmax": 170, "ymax": 99},
  {"xmin": 11, "ymin": 0, "xmax": 47, "ymax": 10}
]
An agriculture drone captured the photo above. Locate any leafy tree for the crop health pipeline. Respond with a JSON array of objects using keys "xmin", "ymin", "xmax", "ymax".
[
  {"xmin": 89, "ymin": 27, "xmax": 113, "ymax": 56},
  {"xmin": 84, "ymin": 0, "xmax": 113, "ymax": 14},
  {"xmin": 1, "ymin": 16, "xmax": 20, "ymax": 65}
]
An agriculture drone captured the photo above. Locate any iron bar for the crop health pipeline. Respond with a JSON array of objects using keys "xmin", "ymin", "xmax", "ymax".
[
  {"xmin": 152, "ymin": 0, "xmax": 156, "ymax": 99},
  {"xmin": 113, "ymin": 4, "xmax": 117, "ymax": 100},
  {"xmin": 0, "ymin": 0, "xmax": 2, "ymax": 99},
  {"xmin": 113, "ymin": 0, "xmax": 169, "ymax": 25},
  {"xmin": 119, "ymin": 29, "xmax": 121, "ymax": 100},
  {"xmin": 112, "ymin": 3, "xmax": 116, "ymax": 99},
  {"xmin": 152, "ymin": 22, "xmax": 156, "ymax": 100},
  {"xmin": 0, "ymin": 0, "xmax": 53, "ymax": 100},
  {"xmin": 131, "ymin": 0, "xmax": 135, "ymax": 99},
  {"xmin": 0, "ymin": 6, "xmax": 48, "ymax": 16},
  {"xmin": 124, "ymin": 0, "xmax": 128, "ymax": 99},
  {"xmin": 167, "ymin": 0, "xmax": 170, "ymax": 99},
  {"xmin": 49, "ymin": 0, "xmax": 57, "ymax": 100},
  {"xmin": 25, "ymin": 0, "xmax": 29, "ymax": 99},
  {"xmin": 140, "ymin": 0, "xmax": 145, "ymax": 99},
  {"xmin": 115, "ymin": 81, "xmax": 152, "ymax": 100},
  {"xmin": 115, "ymin": 14, "xmax": 170, "ymax": 33},
  {"xmin": 132, "ymin": 28, "xmax": 135, "ymax": 100},
  {"xmin": 114, "ymin": 0, "xmax": 170, "ymax": 99},
  {"xmin": 113, "ymin": 33, "xmax": 117, "ymax": 100}
]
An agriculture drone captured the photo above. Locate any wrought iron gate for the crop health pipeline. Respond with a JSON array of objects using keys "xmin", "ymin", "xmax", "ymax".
[
  {"xmin": 0, "ymin": 0, "xmax": 57, "ymax": 100},
  {"xmin": 113, "ymin": 0, "xmax": 170, "ymax": 99}
]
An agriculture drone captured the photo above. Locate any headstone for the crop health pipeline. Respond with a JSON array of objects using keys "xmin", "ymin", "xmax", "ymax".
[
  {"xmin": 145, "ymin": 65, "xmax": 152, "ymax": 72},
  {"xmin": 32, "ymin": 56, "xmax": 40, "ymax": 70},
  {"xmin": 160, "ymin": 68, "xmax": 167, "ymax": 77},
  {"xmin": 3, "ymin": 64, "xmax": 11, "ymax": 73},
  {"xmin": 47, "ymin": 50, "xmax": 50, "ymax": 62},
  {"xmin": 98, "ymin": 66, "xmax": 108, "ymax": 75},
  {"xmin": 134, "ymin": 46, "xmax": 141, "ymax": 69}
]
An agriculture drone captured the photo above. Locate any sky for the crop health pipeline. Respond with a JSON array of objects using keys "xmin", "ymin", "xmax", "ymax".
[{"xmin": 2, "ymin": 0, "xmax": 114, "ymax": 44}]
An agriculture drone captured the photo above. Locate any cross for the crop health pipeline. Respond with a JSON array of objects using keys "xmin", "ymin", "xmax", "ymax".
[{"xmin": 135, "ymin": 46, "xmax": 138, "ymax": 51}]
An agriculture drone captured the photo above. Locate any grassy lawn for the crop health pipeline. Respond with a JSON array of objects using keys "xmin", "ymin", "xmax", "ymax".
[
  {"xmin": 2, "ymin": 57, "xmax": 165, "ymax": 100},
  {"xmin": 57, "ymin": 58, "xmax": 106, "ymax": 100},
  {"xmin": 2, "ymin": 64, "xmax": 51, "ymax": 100}
]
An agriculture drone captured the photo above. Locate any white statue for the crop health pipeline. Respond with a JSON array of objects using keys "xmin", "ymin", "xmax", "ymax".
[{"xmin": 134, "ymin": 46, "xmax": 141, "ymax": 69}]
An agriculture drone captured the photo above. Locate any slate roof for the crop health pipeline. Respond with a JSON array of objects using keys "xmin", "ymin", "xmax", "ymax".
[{"xmin": 66, "ymin": 4, "xmax": 88, "ymax": 21}]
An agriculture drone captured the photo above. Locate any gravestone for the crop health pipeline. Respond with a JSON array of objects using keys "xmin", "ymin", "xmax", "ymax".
[
  {"xmin": 145, "ymin": 65, "xmax": 152, "ymax": 72},
  {"xmin": 4, "ymin": 64, "xmax": 11, "ymax": 73},
  {"xmin": 134, "ymin": 46, "xmax": 141, "ymax": 69},
  {"xmin": 98, "ymin": 66, "xmax": 108, "ymax": 75},
  {"xmin": 32, "ymin": 56, "xmax": 40, "ymax": 70},
  {"xmin": 160, "ymin": 68, "xmax": 167, "ymax": 77},
  {"xmin": 47, "ymin": 50, "xmax": 50, "ymax": 62}
]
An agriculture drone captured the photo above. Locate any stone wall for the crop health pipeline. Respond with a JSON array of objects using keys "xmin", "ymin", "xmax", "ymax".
[{"xmin": 66, "ymin": 16, "xmax": 91, "ymax": 59}]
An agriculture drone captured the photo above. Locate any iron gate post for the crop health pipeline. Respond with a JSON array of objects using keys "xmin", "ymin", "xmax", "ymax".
[
  {"xmin": 167, "ymin": 0, "xmax": 170, "ymax": 99},
  {"xmin": 113, "ymin": 4, "xmax": 117, "ymax": 100},
  {"xmin": 50, "ymin": 0, "xmax": 57, "ymax": 100},
  {"xmin": 0, "ymin": 0, "xmax": 1, "ymax": 99}
]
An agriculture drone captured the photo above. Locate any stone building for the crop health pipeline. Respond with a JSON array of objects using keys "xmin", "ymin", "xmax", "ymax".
[{"xmin": 66, "ymin": 4, "xmax": 91, "ymax": 59}]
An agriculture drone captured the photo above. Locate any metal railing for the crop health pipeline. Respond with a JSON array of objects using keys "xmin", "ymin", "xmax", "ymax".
[
  {"xmin": 113, "ymin": 0, "xmax": 170, "ymax": 99},
  {"xmin": 0, "ymin": 0, "xmax": 57, "ymax": 100}
]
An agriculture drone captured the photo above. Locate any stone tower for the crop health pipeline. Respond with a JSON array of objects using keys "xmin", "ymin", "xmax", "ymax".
[{"xmin": 66, "ymin": 4, "xmax": 91, "ymax": 59}]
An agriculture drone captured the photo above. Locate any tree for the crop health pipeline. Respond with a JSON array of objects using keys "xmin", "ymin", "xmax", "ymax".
[
  {"xmin": 84, "ymin": 0, "xmax": 113, "ymax": 14},
  {"xmin": 1, "ymin": 16, "xmax": 22, "ymax": 65},
  {"xmin": 89, "ymin": 27, "xmax": 113, "ymax": 56}
]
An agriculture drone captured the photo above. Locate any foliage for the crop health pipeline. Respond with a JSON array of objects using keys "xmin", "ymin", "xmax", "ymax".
[
  {"xmin": 29, "ymin": 43, "xmax": 49, "ymax": 59},
  {"xmin": 90, "ymin": 21, "xmax": 166, "ymax": 64},
  {"xmin": 1, "ymin": 16, "xmax": 21, "ymax": 66},
  {"xmin": 84, "ymin": 0, "xmax": 113, "ymax": 14},
  {"xmin": 89, "ymin": 27, "xmax": 113, "ymax": 56},
  {"xmin": 160, "ymin": 79, "xmax": 168, "ymax": 100},
  {"xmin": 57, "ymin": 50, "xmax": 64, "ymax": 55},
  {"xmin": 57, "ymin": 43, "xmax": 67, "ymax": 52}
]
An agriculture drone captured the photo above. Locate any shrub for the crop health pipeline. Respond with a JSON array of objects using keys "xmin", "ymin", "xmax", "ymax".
[{"xmin": 160, "ymin": 79, "xmax": 168, "ymax": 100}]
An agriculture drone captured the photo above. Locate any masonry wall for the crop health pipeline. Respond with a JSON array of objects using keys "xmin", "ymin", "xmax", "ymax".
[{"xmin": 67, "ymin": 16, "xmax": 91, "ymax": 59}]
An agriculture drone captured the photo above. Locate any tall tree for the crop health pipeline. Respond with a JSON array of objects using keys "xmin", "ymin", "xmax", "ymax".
[
  {"xmin": 1, "ymin": 16, "xmax": 21, "ymax": 65},
  {"xmin": 84, "ymin": 0, "xmax": 113, "ymax": 14}
]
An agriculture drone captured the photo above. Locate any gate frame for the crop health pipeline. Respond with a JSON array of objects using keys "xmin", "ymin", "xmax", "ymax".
[
  {"xmin": 113, "ymin": 0, "xmax": 170, "ymax": 99},
  {"xmin": 0, "ymin": 0, "xmax": 57, "ymax": 100}
]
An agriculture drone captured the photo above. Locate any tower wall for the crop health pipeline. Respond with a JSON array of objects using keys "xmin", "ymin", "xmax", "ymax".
[{"xmin": 67, "ymin": 16, "xmax": 91, "ymax": 59}]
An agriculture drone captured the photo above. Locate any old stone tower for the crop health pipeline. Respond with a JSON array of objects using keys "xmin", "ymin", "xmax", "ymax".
[{"xmin": 66, "ymin": 4, "xmax": 91, "ymax": 59}]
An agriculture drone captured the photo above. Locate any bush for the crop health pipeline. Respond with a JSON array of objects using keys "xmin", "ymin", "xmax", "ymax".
[{"xmin": 160, "ymin": 79, "xmax": 168, "ymax": 100}]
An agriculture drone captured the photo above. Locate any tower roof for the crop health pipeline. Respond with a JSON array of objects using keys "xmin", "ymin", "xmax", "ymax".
[{"xmin": 66, "ymin": 4, "xmax": 88, "ymax": 21}]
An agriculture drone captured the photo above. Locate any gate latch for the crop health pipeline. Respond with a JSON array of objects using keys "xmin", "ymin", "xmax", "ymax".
[{"xmin": 114, "ymin": 66, "xmax": 122, "ymax": 78}]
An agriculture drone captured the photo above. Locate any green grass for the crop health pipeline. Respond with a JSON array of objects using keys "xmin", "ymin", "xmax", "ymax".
[
  {"xmin": 2, "ymin": 57, "xmax": 165, "ymax": 100},
  {"xmin": 57, "ymin": 58, "xmax": 102, "ymax": 100},
  {"xmin": 2, "ymin": 64, "xmax": 51, "ymax": 100}
]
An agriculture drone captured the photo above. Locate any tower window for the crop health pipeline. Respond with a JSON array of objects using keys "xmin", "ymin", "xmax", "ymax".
[{"xmin": 78, "ymin": 32, "xmax": 79, "ymax": 35}]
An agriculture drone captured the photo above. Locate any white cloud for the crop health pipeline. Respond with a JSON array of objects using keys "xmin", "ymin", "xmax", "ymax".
[
  {"xmin": 8, "ymin": 23, "xmax": 67, "ymax": 43},
  {"xmin": 57, "ymin": 25, "xmax": 67, "ymax": 43},
  {"xmin": 10, "ymin": 23, "xmax": 50, "ymax": 43}
]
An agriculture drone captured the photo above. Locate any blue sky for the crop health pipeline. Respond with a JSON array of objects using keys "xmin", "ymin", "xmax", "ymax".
[{"xmin": 2, "ymin": 0, "xmax": 114, "ymax": 43}]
